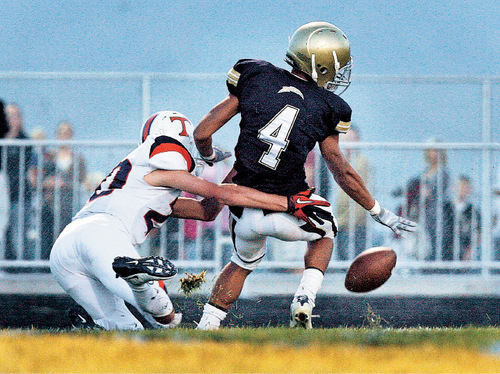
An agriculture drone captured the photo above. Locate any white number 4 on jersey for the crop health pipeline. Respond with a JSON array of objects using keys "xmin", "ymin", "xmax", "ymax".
[{"xmin": 257, "ymin": 105, "xmax": 299, "ymax": 169}]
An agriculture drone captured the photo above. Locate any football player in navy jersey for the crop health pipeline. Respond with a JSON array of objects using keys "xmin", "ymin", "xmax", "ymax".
[{"xmin": 194, "ymin": 21, "xmax": 417, "ymax": 329}]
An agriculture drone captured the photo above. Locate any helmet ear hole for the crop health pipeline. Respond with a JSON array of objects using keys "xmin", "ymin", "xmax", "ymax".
[{"xmin": 319, "ymin": 66, "xmax": 328, "ymax": 74}]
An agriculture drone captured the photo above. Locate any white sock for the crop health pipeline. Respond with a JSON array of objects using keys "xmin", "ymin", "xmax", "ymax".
[
  {"xmin": 197, "ymin": 303, "xmax": 227, "ymax": 330},
  {"xmin": 132, "ymin": 285, "xmax": 174, "ymax": 318},
  {"xmin": 294, "ymin": 268, "xmax": 324, "ymax": 307}
]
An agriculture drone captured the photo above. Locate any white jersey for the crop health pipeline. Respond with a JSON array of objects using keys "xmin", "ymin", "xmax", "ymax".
[{"xmin": 75, "ymin": 134, "xmax": 196, "ymax": 245}]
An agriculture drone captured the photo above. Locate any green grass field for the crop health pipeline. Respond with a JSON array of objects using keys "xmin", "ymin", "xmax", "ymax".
[{"xmin": 1, "ymin": 327, "xmax": 500, "ymax": 373}]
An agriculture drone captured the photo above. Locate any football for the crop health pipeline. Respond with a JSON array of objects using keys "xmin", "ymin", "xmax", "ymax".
[{"xmin": 344, "ymin": 247, "xmax": 397, "ymax": 293}]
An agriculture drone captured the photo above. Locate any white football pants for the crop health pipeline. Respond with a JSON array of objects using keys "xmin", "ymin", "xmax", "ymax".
[
  {"xmin": 229, "ymin": 204, "xmax": 336, "ymax": 271},
  {"xmin": 49, "ymin": 213, "xmax": 169, "ymax": 330}
]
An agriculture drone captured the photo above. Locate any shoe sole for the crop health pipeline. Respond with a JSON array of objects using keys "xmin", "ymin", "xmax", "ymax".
[
  {"xmin": 290, "ymin": 305, "xmax": 313, "ymax": 329},
  {"xmin": 291, "ymin": 312, "xmax": 312, "ymax": 329},
  {"xmin": 113, "ymin": 256, "xmax": 178, "ymax": 281}
]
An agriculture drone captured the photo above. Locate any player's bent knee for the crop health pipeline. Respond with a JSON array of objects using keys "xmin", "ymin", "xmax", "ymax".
[{"xmin": 230, "ymin": 252, "xmax": 263, "ymax": 271}]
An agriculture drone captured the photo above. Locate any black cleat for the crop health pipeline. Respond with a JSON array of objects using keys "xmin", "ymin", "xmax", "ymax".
[
  {"xmin": 68, "ymin": 305, "xmax": 100, "ymax": 330},
  {"xmin": 112, "ymin": 255, "xmax": 178, "ymax": 285}
]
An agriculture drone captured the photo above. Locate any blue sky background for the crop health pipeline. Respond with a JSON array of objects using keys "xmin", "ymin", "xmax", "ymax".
[
  {"xmin": 0, "ymin": 0, "xmax": 499, "ymax": 199},
  {"xmin": 1, "ymin": 0, "xmax": 498, "ymax": 75}
]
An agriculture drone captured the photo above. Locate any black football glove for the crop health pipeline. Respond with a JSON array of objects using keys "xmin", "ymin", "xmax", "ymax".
[{"xmin": 287, "ymin": 188, "xmax": 331, "ymax": 227}]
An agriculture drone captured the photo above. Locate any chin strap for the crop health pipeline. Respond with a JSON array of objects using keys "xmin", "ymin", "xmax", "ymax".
[
  {"xmin": 332, "ymin": 51, "xmax": 341, "ymax": 74},
  {"xmin": 310, "ymin": 53, "xmax": 318, "ymax": 82}
]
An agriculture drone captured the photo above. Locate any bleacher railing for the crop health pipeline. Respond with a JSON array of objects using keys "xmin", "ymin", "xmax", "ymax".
[{"xmin": 1, "ymin": 139, "xmax": 499, "ymax": 275}]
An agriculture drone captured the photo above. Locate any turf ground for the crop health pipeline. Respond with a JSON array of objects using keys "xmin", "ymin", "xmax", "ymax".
[
  {"xmin": 1, "ymin": 327, "xmax": 500, "ymax": 373},
  {"xmin": 3, "ymin": 294, "xmax": 500, "ymax": 329}
]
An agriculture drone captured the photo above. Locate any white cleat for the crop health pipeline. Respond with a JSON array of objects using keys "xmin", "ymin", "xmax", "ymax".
[
  {"xmin": 290, "ymin": 295, "xmax": 314, "ymax": 329},
  {"xmin": 196, "ymin": 316, "xmax": 221, "ymax": 331}
]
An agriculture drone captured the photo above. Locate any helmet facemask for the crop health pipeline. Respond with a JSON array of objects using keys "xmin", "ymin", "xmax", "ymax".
[{"xmin": 324, "ymin": 56, "xmax": 352, "ymax": 95}]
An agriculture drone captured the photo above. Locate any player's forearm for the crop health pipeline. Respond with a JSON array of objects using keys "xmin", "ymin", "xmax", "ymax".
[
  {"xmin": 334, "ymin": 167, "xmax": 375, "ymax": 210},
  {"xmin": 193, "ymin": 116, "xmax": 216, "ymax": 158},
  {"xmin": 193, "ymin": 121, "xmax": 214, "ymax": 159},
  {"xmin": 171, "ymin": 197, "xmax": 224, "ymax": 221},
  {"xmin": 194, "ymin": 94, "xmax": 239, "ymax": 158},
  {"xmin": 320, "ymin": 134, "xmax": 376, "ymax": 211},
  {"xmin": 199, "ymin": 197, "xmax": 225, "ymax": 221},
  {"xmin": 218, "ymin": 184, "xmax": 288, "ymax": 211},
  {"xmin": 324, "ymin": 153, "xmax": 376, "ymax": 210}
]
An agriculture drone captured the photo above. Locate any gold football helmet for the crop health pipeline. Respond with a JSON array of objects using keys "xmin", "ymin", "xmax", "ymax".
[{"xmin": 285, "ymin": 21, "xmax": 352, "ymax": 94}]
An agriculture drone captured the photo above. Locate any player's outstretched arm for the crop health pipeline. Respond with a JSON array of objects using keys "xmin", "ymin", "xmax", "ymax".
[
  {"xmin": 319, "ymin": 134, "xmax": 417, "ymax": 236},
  {"xmin": 145, "ymin": 169, "xmax": 288, "ymax": 213},
  {"xmin": 319, "ymin": 134, "xmax": 375, "ymax": 210},
  {"xmin": 170, "ymin": 197, "xmax": 223, "ymax": 221},
  {"xmin": 145, "ymin": 169, "xmax": 330, "ymax": 222}
]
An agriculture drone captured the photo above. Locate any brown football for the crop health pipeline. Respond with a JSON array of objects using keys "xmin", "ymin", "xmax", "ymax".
[{"xmin": 344, "ymin": 247, "xmax": 397, "ymax": 293}]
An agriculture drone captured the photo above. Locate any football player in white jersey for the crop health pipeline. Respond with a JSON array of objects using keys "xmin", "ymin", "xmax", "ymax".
[{"xmin": 49, "ymin": 110, "xmax": 329, "ymax": 330}]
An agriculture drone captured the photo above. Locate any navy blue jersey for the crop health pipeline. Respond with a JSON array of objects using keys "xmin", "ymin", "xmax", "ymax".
[{"xmin": 227, "ymin": 59, "xmax": 352, "ymax": 195}]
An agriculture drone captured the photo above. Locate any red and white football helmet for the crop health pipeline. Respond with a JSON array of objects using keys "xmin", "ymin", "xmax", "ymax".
[{"xmin": 140, "ymin": 110, "xmax": 196, "ymax": 157}]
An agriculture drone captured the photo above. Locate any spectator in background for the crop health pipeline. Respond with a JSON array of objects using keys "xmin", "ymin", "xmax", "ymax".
[
  {"xmin": 405, "ymin": 138, "xmax": 453, "ymax": 261},
  {"xmin": 335, "ymin": 124, "xmax": 370, "ymax": 260},
  {"xmin": 494, "ymin": 168, "xmax": 500, "ymax": 261},
  {"xmin": 36, "ymin": 121, "xmax": 87, "ymax": 259},
  {"xmin": 83, "ymin": 171, "xmax": 106, "ymax": 196},
  {"xmin": 27, "ymin": 127, "xmax": 48, "ymax": 194},
  {"xmin": 26, "ymin": 128, "xmax": 48, "ymax": 255},
  {"xmin": 0, "ymin": 100, "xmax": 10, "ymax": 254},
  {"xmin": 0, "ymin": 100, "xmax": 7, "ymax": 138},
  {"xmin": 4, "ymin": 103, "xmax": 33, "ymax": 260},
  {"xmin": 30, "ymin": 128, "xmax": 46, "ymax": 141},
  {"xmin": 453, "ymin": 175, "xmax": 481, "ymax": 261}
]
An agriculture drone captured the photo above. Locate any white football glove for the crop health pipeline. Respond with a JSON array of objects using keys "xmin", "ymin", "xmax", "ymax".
[
  {"xmin": 201, "ymin": 146, "xmax": 232, "ymax": 166},
  {"xmin": 370, "ymin": 201, "xmax": 417, "ymax": 236}
]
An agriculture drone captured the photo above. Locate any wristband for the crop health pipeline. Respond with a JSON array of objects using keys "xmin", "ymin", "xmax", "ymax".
[
  {"xmin": 202, "ymin": 150, "xmax": 216, "ymax": 162},
  {"xmin": 368, "ymin": 200, "xmax": 381, "ymax": 215}
]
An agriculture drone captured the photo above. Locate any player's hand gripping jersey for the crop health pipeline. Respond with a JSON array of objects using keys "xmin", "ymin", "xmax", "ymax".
[
  {"xmin": 74, "ymin": 112, "xmax": 197, "ymax": 245},
  {"xmin": 227, "ymin": 59, "xmax": 352, "ymax": 195}
]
